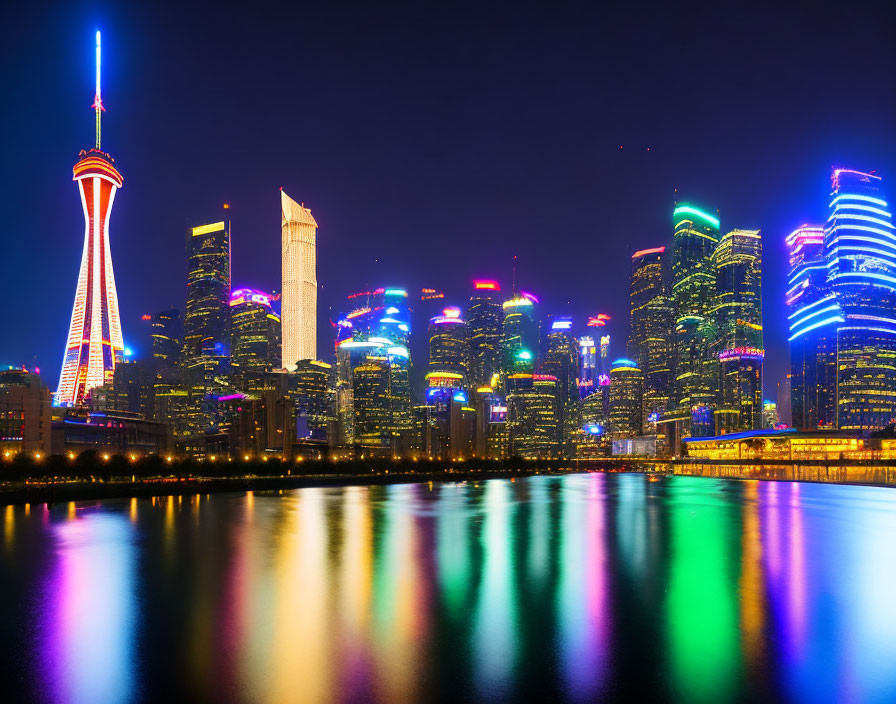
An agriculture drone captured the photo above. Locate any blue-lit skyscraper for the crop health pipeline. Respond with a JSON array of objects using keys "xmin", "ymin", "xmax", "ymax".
[
  {"xmin": 787, "ymin": 224, "xmax": 837, "ymax": 429},
  {"xmin": 789, "ymin": 168, "xmax": 896, "ymax": 430}
]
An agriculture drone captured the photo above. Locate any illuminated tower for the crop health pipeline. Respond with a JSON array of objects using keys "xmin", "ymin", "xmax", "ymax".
[
  {"xmin": 787, "ymin": 224, "xmax": 836, "ymax": 429},
  {"xmin": 712, "ymin": 229, "xmax": 763, "ymax": 433},
  {"xmin": 609, "ymin": 358, "xmax": 644, "ymax": 439},
  {"xmin": 467, "ymin": 280, "xmax": 503, "ymax": 390},
  {"xmin": 230, "ymin": 289, "xmax": 282, "ymax": 371},
  {"xmin": 787, "ymin": 168, "xmax": 896, "ymax": 430},
  {"xmin": 660, "ymin": 203, "xmax": 720, "ymax": 447},
  {"xmin": 183, "ymin": 216, "xmax": 231, "ymax": 373},
  {"xmin": 281, "ymin": 190, "xmax": 318, "ymax": 370},
  {"xmin": 57, "ymin": 31, "xmax": 126, "ymax": 406},
  {"xmin": 428, "ymin": 307, "xmax": 471, "ymax": 387},
  {"xmin": 628, "ymin": 247, "xmax": 672, "ymax": 431},
  {"xmin": 502, "ymin": 294, "xmax": 538, "ymax": 376},
  {"xmin": 542, "ymin": 317, "xmax": 580, "ymax": 455},
  {"xmin": 825, "ymin": 169, "xmax": 896, "ymax": 429}
]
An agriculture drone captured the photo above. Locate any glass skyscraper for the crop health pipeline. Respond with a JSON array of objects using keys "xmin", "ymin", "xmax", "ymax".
[
  {"xmin": 712, "ymin": 229, "xmax": 763, "ymax": 432},
  {"xmin": 789, "ymin": 169, "xmax": 896, "ymax": 431},
  {"xmin": 502, "ymin": 295, "xmax": 539, "ymax": 378},
  {"xmin": 542, "ymin": 318, "xmax": 580, "ymax": 456},
  {"xmin": 787, "ymin": 224, "xmax": 836, "ymax": 429},
  {"xmin": 230, "ymin": 288, "xmax": 282, "ymax": 371},
  {"xmin": 609, "ymin": 358, "xmax": 643, "ymax": 439},
  {"xmin": 466, "ymin": 280, "xmax": 503, "ymax": 390},
  {"xmin": 183, "ymin": 216, "xmax": 231, "ymax": 370},
  {"xmin": 628, "ymin": 247, "xmax": 672, "ymax": 432},
  {"xmin": 660, "ymin": 203, "xmax": 720, "ymax": 445}
]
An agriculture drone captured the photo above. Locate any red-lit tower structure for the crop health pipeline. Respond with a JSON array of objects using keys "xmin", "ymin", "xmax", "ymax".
[{"xmin": 57, "ymin": 31, "xmax": 125, "ymax": 406}]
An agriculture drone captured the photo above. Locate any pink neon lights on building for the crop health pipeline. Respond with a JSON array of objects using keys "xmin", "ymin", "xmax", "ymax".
[
  {"xmin": 785, "ymin": 224, "xmax": 824, "ymax": 278},
  {"xmin": 56, "ymin": 33, "xmax": 125, "ymax": 406}
]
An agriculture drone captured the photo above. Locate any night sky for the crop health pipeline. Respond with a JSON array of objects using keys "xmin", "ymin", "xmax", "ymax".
[{"xmin": 3, "ymin": 0, "xmax": 896, "ymax": 399}]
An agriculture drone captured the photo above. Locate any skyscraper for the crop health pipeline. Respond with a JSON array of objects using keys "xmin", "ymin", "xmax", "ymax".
[
  {"xmin": 628, "ymin": 247, "xmax": 672, "ymax": 431},
  {"xmin": 788, "ymin": 169, "xmax": 896, "ymax": 431},
  {"xmin": 148, "ymin": 309, "xmax": 182, "ymax": 367},
  {"xmin": 428, "ymin": 307, "xmax": 471, "ymax": 387},
  {"xmin": 786, "ymin": 224, "xmax": 836, "ymax": 429},
  {"xmin": 609, "ymin": 358, "xmax": 644, "ymax": 439},
  {"xmin": 542, "ymin": 317, "xmax": 580, "ymax": 455},
  {"xmin": 467, "ymin": 280, "xmax": 503, "ymax": 390},
  {"xmin": 291, "ymin": 359, "xmax": 334, "ymax": 442},
  {"xmin": 507, "ymin": 373, "xmax": 560, "ymax": 458},
  {"xmin": 825, "ymin": 169, "xmax": 896, "ymax": 429},
  {"xmin": 57, "ymin": 31, "xmax": 126, "ymax": 406},
  {"xmin": 712, "ymin": 229, "xmax": 763, "ymax": 432},
  {"xmin": 502, "ymin": 295, "xmax": 538, "ymax": 376},
  {"xmin": 230, "ymin": 288, "xmax": 282, "ymax": 371},
  {"xmin": 183, "ymin": 216, "xmax": 231, "ymax": 371},
  {"xmin": 577, "ymin": 335, "xmax": 597, "ymax": 399},
  {"xmin": 281, "ymin": 190, "xmax": 318, "ymax": 370},
  {"xmin": 660, "ymin": 203, "xmax": 720, "ymax": 447}
]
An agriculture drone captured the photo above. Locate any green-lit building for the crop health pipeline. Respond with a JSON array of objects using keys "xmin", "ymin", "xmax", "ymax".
[
  {"xmin": 660, "ymin": 203, "xmax": 720, "ymax": 448},
  {"xmin": 502, "ymin": 295, "xmax": 539, "ymax": 378}
]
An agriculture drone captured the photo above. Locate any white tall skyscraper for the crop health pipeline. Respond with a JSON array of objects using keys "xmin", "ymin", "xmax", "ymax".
[{"xmin": 281, "ymin": 189, "xmax": 318, "ymax": 370}]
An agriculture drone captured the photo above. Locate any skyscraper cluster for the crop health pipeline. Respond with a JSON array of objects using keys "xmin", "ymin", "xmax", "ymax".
[{"xmin": 41, "ymin": 33, "xmax": 896, "ymax": 462}]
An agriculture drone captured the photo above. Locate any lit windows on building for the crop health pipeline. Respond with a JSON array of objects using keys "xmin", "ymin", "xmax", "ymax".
[
  {"xmin": 281, "ymin": 190, "xmax": 318, "ymax": 370},
  {"xmin": 230, "ymin": 289, "xmax": 282, "ymax": 372},
  {"xmin": 608, "ymin": 359, "xmax": 643, "ymax": 440},
  {"xmin": 467, "ymin": 280, "xmax": 503, "ymax": 391},
  {"xmin": 628, "ymin": 247, "xmax": 672, "ymax": 431},
  {"xmin": 660, "ymin": 202, "xmax": 720, "ymax": 446},
  {"xmin": 712, "ymin": 229, "xmax": 763, "ymax": 433}
]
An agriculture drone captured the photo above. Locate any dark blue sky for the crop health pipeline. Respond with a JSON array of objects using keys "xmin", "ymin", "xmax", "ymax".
[{"xmin": 2, "ymin": 0, "xmax": 895, "ymax": 399}]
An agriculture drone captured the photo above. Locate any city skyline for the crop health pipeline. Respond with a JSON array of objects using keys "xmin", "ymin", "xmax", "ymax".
[{"xmin": 2, "ymin": 3, "xmax": 896, "ymax": 400}]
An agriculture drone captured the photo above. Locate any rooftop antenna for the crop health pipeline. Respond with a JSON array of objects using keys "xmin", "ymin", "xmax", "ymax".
[
  {"xmin": 91, "ymin": 30, "xmax": 105, "ymax": 149},
  {"xmin": 512, "ymin": 254, "xmax": 517, "ymax": 296}
]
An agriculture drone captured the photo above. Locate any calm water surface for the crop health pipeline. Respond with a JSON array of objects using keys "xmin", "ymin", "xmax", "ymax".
[{"xmin": 2, "ymin": 473, "xmax": 896, "ymax": 703}]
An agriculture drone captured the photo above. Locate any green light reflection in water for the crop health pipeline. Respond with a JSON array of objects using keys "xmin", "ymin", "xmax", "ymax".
[{"xmin": 665, "ymin": 478, "xmax": 741, "ymax": 703}]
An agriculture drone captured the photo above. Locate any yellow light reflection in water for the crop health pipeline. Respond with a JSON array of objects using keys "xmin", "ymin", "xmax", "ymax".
[
  {"xmin": 739, "ymin": 481, "xmax": 764, "ymax": 667},
  {"xmin": 372, "ymin": 484, "xmax": 427, "ymax": 704},
  {"xmin": 4, "ymin": 505, "xmax": 13, "ymax": 550},
  {"xmin": 338, "ymin": 486, "xmax": 373, "ymax": 695},
  {"xmin": 268, "ymin": 489, "xmax": 331, "ymax": 704}
]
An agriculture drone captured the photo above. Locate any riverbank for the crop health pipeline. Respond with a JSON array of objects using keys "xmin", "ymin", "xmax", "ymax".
[
  {"xmin": 3, "ymin": 456, "xmax": 896, "ymax": 505},
  {"xmin": 0, "ymin": 465, "xmax": 603, "ymax": 506}
]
